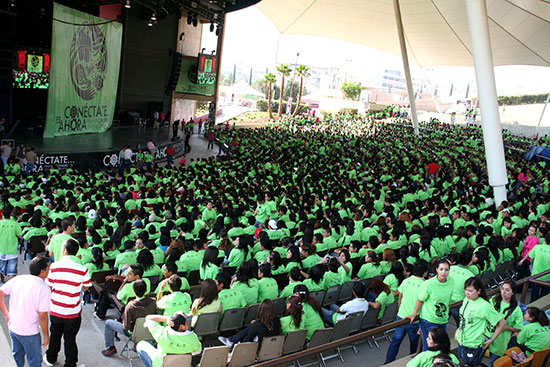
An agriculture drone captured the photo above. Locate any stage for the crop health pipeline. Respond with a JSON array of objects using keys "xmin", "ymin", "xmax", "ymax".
[
  {"xmin": 10, "ymin": 125, "xmax": 185, "ymax": 171},
  {"xmin": 12, "ymin": 125, "xmax": 176, "ymax": 154}
]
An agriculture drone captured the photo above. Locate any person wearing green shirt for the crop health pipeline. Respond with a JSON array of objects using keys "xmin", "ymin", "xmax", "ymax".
[
  {"xmin": 156, "ymin": 275, "xmax": 192, "ymax": 316},
  {"xmin": 230, "ymin": 261, "xmax": 259, "ymax": 306},
  {"xmin": 227, "ymin": 236, "xmax": 251, "ymax": 268},
  {"xmin": 280, "ymin": 296, "xmax": 306, "ymax": 335},
  {"xmin": 448, "ymin": 251, "xmax": 475, "ymax": 325},
  {"xmin": 136, "ymin": 313, "xmax": 201, "ymax": 367},
  {"xmin": 216, "ymin": 272, "xmax": 246, "ymax": 313},
  {"xmin": 257, "ymin": 264, "xmax": 279, "ymax": 302},
  {"xmin": 517, "ymin": 307, "xmax": 550, "ymax": 357},
  {"xmin": 385, "ymin": 260, "xmax": 428, "ymax": 364},
  {"xmin": 0, "ymin": 205, "xmax": 22, "ymax": 280},
  {"xmin": 294, "ymin": 284, "xmax": 325, "ymax": 339},
  {"xmin": 528, "ymin": 234, "xmax": 550, "ymax": 301},
  {"xmin": 114, "ymin": 241, "xmax": 138, "ymax": 271},
  {"xmin": 22, "ymin": 216, "xmax": 48, "ymax": 242},
  {"xmin": 357, "ymin": 251, "xmax": 382, "ymax": 279},
  {"xmin": 48, "ymin": 218, "xmax": 75, "ymax": 262},
  {"xmin": 201, "ymin": 202, "xmax": 217, "ymax": 229},
  {"xmin": 368, "ymin": 278, "xmax": 395, "ymax": 320},
  {"xmin": 488, "ymin": 281, "xmax": 523, "ymax": 365},
  {"xmin": 85, "ymin": 247, "xmax": 110, "ymax": 277},
  {"xmin": 303, "ymin": 264, "xmax": 325, "ymax": 292},
  {"xmin": 406, "ymin": 328, "xmax": 459, "ymax": 367},
  {"xmin": 254, "ymin": 197, "xmax": 270, "ymax": 227},
  {"xmin": 280, "ymin": 267, "xmax": 305, "ymax": 299},
  {"xmin": 456, "ymin": 277, "xmax": 506, "ymax": 366},
  {"xmin": 199, "ymin": 247, "xmax": 220, "ymax": 281},
  {"xmin": 177, "ymin": 244, "xmax": 202, "ymax": 273},
  {"xmin": 406, "ymin": 259, "xmax": 454, "ymax": 352},
  {"xmin": 115, "ymin": 265, "xmax": 152, "ymax": 306},
  {"xmin": 322, "ymin": 258, "xmax": 341, "ymax": 290},
  {"xmin": 190, "ymin": 279, "xmax": 222, "ymax": 327}
]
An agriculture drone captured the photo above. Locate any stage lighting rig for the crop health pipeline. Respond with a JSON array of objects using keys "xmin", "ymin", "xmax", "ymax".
[
  {"xmin": 124, "ymin": 0, "xmax": 131, "ymax": 9},
  {"xmin": 151, "ymin": 12, "xmax": 157, "ymax": 21},
  {"xmin": 192, "ymin": 14, "xmax": 198, "ymax": 27},
  {"xmin": 209, "ymin": 22, "xmax": 214, "ymax": 32}
]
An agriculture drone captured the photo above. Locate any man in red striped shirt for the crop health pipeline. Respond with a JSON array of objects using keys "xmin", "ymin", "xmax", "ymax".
[{"xmin": 43, "ymin": 238, "xmax": 91, "ymax": 367}]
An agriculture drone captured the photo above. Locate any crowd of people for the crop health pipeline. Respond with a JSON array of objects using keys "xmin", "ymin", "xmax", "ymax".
[{"xmin": 1, "ymin": 113, "xmax": 550, "ymax": 367}]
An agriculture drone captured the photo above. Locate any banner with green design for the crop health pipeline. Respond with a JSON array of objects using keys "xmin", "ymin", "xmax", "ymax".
[
  {"xmin": 175, "ymin": 57, "xmax": 216, "ymax": 96},
  {"xmin": 44, "ymin": 3, "xmax": 122, "ymax": 138}
]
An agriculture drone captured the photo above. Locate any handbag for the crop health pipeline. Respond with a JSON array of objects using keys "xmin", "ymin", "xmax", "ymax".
[{"xmin": 459, "ymin": 300, "xmax": 486, "ymax": 367}]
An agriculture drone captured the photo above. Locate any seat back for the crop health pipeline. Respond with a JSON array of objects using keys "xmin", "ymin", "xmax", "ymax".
[
  {"xmin": 322, "ymin": 285, "xmax": 340, "ymax": 307},
  {"xmin": 274, "ymin": 273, "xmax": 288, "ymax": 290},
  {"xmin": 189, "ymin": 284, "xmax": 202, "ymax": 301},
  {"xmin": 91, "ymin": 270, "xmax": 116, "ymax": 284},
  {"xmin": 132, "ymin": 317, "xmax": 154, "ymax": 343},
  {"xmin": 526, "ymin": 347, "xmax": 550, "ymax": 367},
  {"xmin": 331, "ymin": 317, "xmax": 352, "ymax": 341},
  {"xmin": 228, "ymin": 342, "xmax": 259, "ymax": 367},
  {"xmin": 257, "ymin": 335, "xmax": 284, "ymax": 362},
  {"xmin": 357, "ymin": 278, "xmax": 372, "ymax": 297},
  {"xmin": 282, "ymin": 329, "xmax": 308, "ymax": 355},
  {"xmin": 188, "ymin": 270, "xmax": 200, "ymax": 286},
  {"xmin": 491, "ymin": 355, "xmax": 513, "ymax": 367},
  {"xmin": 360, "ymin": 307, "xmax": 380, "ymax": 330},
  {"xmin": 381, "ymin": 302, "xmax": 399, "ymax": 325},
  {"xmin": 272, "ymin": 297, "xmax": 287, "ymax": 317},
  {"xmin": 337, "ymin": 281, "xmax": 355, "ymax": 303},
  {"xmin": 244, "ymin": 303, "xmax": 260, "ymax": 326},
  {"xmin": 346, "ymin": 311, "xmax": 364, "ymax": 334},
  {"xmin": 198, "ymin": 346, "xmax": 230, "ymax": 367},
  {"xmin": 194, "ymin": 312, "xmax": 221, "ymax": 338},
  {"xmin": 307, "ymin": 328, "xmax": 333, "ymax": 348},
  {"xmin": 219, "ymin": 307, "xmax": 245, "ymax": 333},
  {"xmin": 144, "ymin": 276, "xmax": 160, "ymax": 291},
  {"xmin": 310, "ymin": 290, "xmax": 325, "ymax": 305},
  {"xmin": 162, "ymin": 354, "xmax": 192, "ymax": 367},
  {"xmin": 28, "ymin": 235, "xmax": 47, "ymax": 254}
]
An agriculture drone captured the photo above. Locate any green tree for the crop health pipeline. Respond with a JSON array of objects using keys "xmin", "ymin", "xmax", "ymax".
[
  {"xmin": 341, "ymin": 81, "xmax": 364, "ymax": 100},
  {"xmin": 276, "ymin": 64, "xmax": 292, "ymax": 118},
  {"xmin": 292, "ymin": 64, "xmax": 311, "ymax": 117},
  {"xmin": 263, "ymin": 73, "xmax": 277, "ymax": 120}
]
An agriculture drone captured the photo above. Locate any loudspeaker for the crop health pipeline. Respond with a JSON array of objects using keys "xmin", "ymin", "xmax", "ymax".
[{"xmin": 165, "ymin": 52, "xmax": 182, "ymax": 94}]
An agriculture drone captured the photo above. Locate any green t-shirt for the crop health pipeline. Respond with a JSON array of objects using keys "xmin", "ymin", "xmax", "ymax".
[
  {"xmin": 338, "ymin": 262, "xmax": 353, "ymax": 283},
  {"xmin": 254, "ymin": 250, "xmax": 270, "ymax": 263},
  {"xmin": 418, "ymin": 276, "xmax": 454, "ymax": 324},
  {"xmin": 258, "ymin": 277, "xmax": 279, "ymax": 302},
  {"xmin": 255, "ymin": 202, "xmax": 270, "ymax": 223},
  {"xmin": 114, "ymin": 250, "xmax": 138, "ymax": 270},
  {"xmin": 145, "ymin": 320, "xmax": 202, "ymax": 367},
  {"xmin": 530, "ymin": 244, "xmax": 550, "ymax": 281},
  {"xmin": 303, "ymin": 278, "xmax": 324, "ymax": 292},
  {"xmin": 218, "ymin": 288, "xmax": 246, "ymax": 313},
  {"xmin": 117, "ymin": 278, "xmax": 152, "ymax": 305},
  {"xmin": 157, "ymin": 291, "xmax": 192, "ymax": 316},
  {"xmin": 488, "ymin": 298, "xmax": 523, "ymax": 356},
  {"xmin": 85, "ymin": 262, "xmax": 109, "ymax": 277},
  {"xmin": 178, "ymin": 251, "xmax": 201, "ymax": 272},
  {"xmin": 227, "ymin": 248, "xmax": 250, "ymax": 268},
  {"xmin": 406, "ymin": 350, "xmax": 459, "ymax": 367},
  {"xmin": 280, "ymin": 281, "xmax": 304, "ymax": 299},
  {"xmin": 48, "ymin": 233, "xmax": 73, "ymax": 262},
  {"xmin": 22, "ymin": 227, "xmax": 48, "ymax": 241},
  {"xmin": 303, "ymin": 302, "xmax": 324, "ymax": 339},
  {"xmin": 357, "ymin": 263, "xmax": 381, "ymax": 279},
  {"xmin": 199, "ymin": 262, "xmax": 219, "ymax": 281},
  {"xmin": 517, "ymin": 321, "xmax": 550, "ymax": 357},
  {"xmin": 397, "ymin": 276, "xmax": 425, "ymax": 319},
  {"xmin": 322, "ymin": 271, "xmax": 340, "ymax": 290},
  {"xmin": 302, "ymin": 254, "xmax": 321, "ymax": 269},
  {"xmin": 0, "ymin": 219, "xmax": 22, "ymax": 255},
  {"xmin": 456, "ymin": 297, "xmax": 503, "ymax": 348},
  {"xmin": 449, "ymin": 265, "xmax": 475, "ymax": 302},
  {"xmin": 280, "ymin": 314, "xmax": 306, "ymax": 335},
  {"xmin": 384, "ymin": 274, "xmax": 399, "ymax": 292},
  {"xmin": 231, "ymin": 279, "xmax": 259, "ymax": 306},
  {"xmin": 376, "ymin": 291, "xmax": 394, "ymax": 319}
]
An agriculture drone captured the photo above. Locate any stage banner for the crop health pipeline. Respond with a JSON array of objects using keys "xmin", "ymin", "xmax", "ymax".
[
  {"xmin": 44, "ymin": 3, "xmax": 122, "ymax": 138},
  {"xmin": 175, "ymin": 57, "xmax": 216, "ymax": 96}
]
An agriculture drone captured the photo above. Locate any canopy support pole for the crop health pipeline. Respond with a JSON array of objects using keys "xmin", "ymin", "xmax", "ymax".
[
  {"xmin": 465, "ymin": 0, "xmax": 508, "ymax": 206},
  {"xmin": 535, "ymin": 93, "xmax": 550, "ymax": 140},
  {"xmin": 393, "ymin": 0, "xmax": 419, "ymax": 136}
]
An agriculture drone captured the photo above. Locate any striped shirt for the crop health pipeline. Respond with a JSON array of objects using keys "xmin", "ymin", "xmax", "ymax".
[{"xmin": 46, "ymin": 255, "xmax": 91, "ymax": 319}]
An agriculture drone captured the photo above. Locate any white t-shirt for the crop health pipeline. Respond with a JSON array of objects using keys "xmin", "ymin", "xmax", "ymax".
[
  {"xmin": 335, "ymin": 298, "xmax": 369, "ymax": 322},
  {"xmin": 124, "ymin": 149, "xmax": 133, "ymax": 160}
]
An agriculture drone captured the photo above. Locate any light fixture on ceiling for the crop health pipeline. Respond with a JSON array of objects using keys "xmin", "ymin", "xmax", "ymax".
[
  {"xmin": 192, "ymin": 15, "xmax": 198, "ymax": 27},
  {"xmin": 147, "ymin": 19, "xmax": 153, "ymax": 26},
  {"xmin": 209, "ymin": 23, "xmax": 214, "ymax": 32},
  {"xmin": 124, "ymin": 0, "xmax": 130, "ymax": 9},
  {"xmin": 151, "ymin": 12, "xmax": 157, "ymax": 21}
]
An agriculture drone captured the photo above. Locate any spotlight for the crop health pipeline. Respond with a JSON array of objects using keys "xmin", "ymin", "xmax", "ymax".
[
  {"xmin": 10, "ymin": 0, "xmax": 15, "ymax": 7},
  {"xmin": 124, "ymin": 0, "xmax": 130, "ymax": 9},
  {"xmin": 215, "ymin": 24, "xmax": 221, "ymax": 36},
  {"xmin": 209, "ymin": 23, "xmax": 214, "ymax": 32},
  {"xmin": 192, "ymin": 15, "xmax": 198, "ymax": 27},
  {"xmin": 231, "ymin": 0, "xmax": 236, "ymax": 5},
  {"xmin": 151, "ymin": 12, "xmax": 157, "ymax": 21},
  {"xmin": 147, "ymin": 19, "xmax": 153, "ymax": 26},
  {"xmin": 187, "ymin": 13, "xmax": 193, "ymax": 25}
]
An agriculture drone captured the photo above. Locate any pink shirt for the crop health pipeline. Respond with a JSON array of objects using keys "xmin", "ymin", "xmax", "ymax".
[
  {"xmin": 522, "ymin": 236, "xmax": 540, "ymax": 260},
  {"xmin": 0, "ymin": 275, "xmax": 51, "ymax": 335}
]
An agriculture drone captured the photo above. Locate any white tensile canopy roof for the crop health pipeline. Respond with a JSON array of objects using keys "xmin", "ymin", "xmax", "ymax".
[{"xmin": 256, "ymin": 0, "xmax": 550, "ymax": 67}]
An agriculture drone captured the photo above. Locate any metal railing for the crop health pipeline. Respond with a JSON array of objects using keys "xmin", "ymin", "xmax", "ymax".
[{"xmin": 251, "ymin": 269, "xmax": 550, "ymax": 367}]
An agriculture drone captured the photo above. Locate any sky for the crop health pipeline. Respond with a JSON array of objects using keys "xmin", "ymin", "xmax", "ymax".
[{"xmin": 202, "ymin": 6, "xmax": 550, "ymax": 96}]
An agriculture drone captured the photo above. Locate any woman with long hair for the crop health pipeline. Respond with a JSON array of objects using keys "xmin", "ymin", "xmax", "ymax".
[
  {"xmin": 190, "ymin": 279, "xmax": 221, "ymax": 327},
  {"xmin": 517, "ymin": 307, "xmax": 550, "ymax": 357},
  {"xmin": 303, "ymin": 264, "xmax": 326, "ymax": 292},
  {"xmin": 488, "ymin": 281, "xmax": 523, "ymax": 367},
  {"xmin": 407, "ymin": 328, "xmax": 459, "ymax": 367},
  {"xmin": 230, "ymin": 260, "xmax": 259, "ymax": 306},
  {"xmin": 356, "ymin": 250, "xmax": 382, "ymax": 279},
  {"xmin": 368, "ymin": 278, "xmax": 394, "ymax": 320},
  {"xmin": 267, "ymin": 251, "xmax": 285, "ymax": 275},
  {"xmin": 280, "ymin": 296, "xmax": 305, "ymax": 335},
  {"xmin": 136, "ymin": 248, "xmax": 162, "ymax": 277},
  {"xmin": 200, "ymin": 246, "xmax": 220, "ymax": 280},
  {"xmin": 406, "ymin": 259, "xmax": 454, "ymax": 352},
  {"xmin": 257, "ymin": 264, "xmax": 278, "ymax": 302},
  {"xmin": 85, "ymin": 247, "xmax": 109, "ymax": 277},
  {"xmin": 285, "ymin": 246, "xmax": 303, "ymax": 273},
  {"xmin": 228, "ymin": 234, "xmax": 251, "ymax": 268},
  {"xmin": 218, "ymin": 299, "xmax": 281, "ymax": 347},
  {"xmin": 384, "ymin": 261, "xmax": 405, "ymax": 297},
  {"xmin": 294, "ymin": 284, "xmax": 324, "ymax": 339},
  {"xmin": 456, "ymin": 277, "xmax": 506, "ymax": 367}
]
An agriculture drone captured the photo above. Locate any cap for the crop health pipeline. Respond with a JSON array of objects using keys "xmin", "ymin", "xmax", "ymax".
[
  {"xmin": 268, "ymin": 219, "xmax": 277, "ymax": 230},
  {"xmin": 88, "ymin": 209, "xmax": 97, "ymax": 219}
]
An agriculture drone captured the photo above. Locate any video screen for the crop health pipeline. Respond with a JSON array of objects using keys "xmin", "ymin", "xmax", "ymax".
[{"xmin": 13, "ymin": 50, "xmax": 50, "ymax": 89}]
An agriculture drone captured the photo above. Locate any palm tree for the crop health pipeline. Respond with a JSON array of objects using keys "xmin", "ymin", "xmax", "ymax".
[
  {"xmin": 276, "ymin": 64, "xmax": 292, "ymax": 118},
  {"xmin": 263, "ymin": 73, "xmax": 276, "ymax": 120},
  {"xmin": 292, "ymin": 64, "xmax": 311, "ymax": 117}
]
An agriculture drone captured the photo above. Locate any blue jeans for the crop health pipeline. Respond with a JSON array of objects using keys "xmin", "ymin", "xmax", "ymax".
[
  {"xmin": 321, "ymin": 304, "xmax": 339, "ymax": 325},
  {"xmin": 0, "ymin": 257, "xmax": 18, "ymax": 276},
  {"xmin": 489, "ymin": 352, "xmax": 500, "ymax": 367},
  {"xmin": 104, "ymin": 319, "xmax": 130, "ymax": 348},
  {"xmin": 419, "ymin": 318, "xmax": 447, "ymax": 351},
  {"xmin": 384, "ymin": 316, "xmax": 420, "ymax": 364},
  {"xmin": 530, "ymin": 282, "xmax": 550, "ymax": 303},
  {"xmin": 10, "ymin": 331, "xmax": 42, "ymax": 367},
  {"xmin": 137, "ymin": 340, "xmax": 156, "ymax": 367}
]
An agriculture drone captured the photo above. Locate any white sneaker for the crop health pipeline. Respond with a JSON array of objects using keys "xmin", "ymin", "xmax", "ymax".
[
  {"xmin": 43, "ymin": 354, "xmax": 54, "ymax": 367},
  {"xmin": 218, "ymin": 336, "xmax": 234, "ymax": 347}
]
